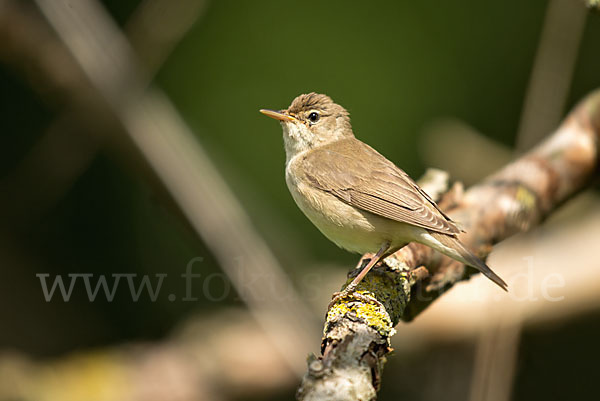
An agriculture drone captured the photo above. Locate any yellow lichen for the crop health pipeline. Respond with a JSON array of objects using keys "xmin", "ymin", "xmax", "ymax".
[
  {"xmin": 326, "ymin": 290, "xmax": 395, "ymax": 338},
  {"xmin": 516, "ymin": 185, "xmax": 536, "ymax": 211},
  {"xmin": 325, "ymin": 268, "xmax": 410, "ymax": 339}
]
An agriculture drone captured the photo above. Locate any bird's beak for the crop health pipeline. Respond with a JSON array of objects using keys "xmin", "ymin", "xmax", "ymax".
[{"xmin": 259, "ymin": 109, "xmax": 297, "ymax": 122}]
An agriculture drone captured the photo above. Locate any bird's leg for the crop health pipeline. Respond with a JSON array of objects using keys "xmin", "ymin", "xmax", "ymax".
[
  {"xmin": 348, "ymin": 252, "xmax": 374, "ymax": 278},
  {"xmin": 328, "ymin": 241, "xmax": 390, "ymax": 310},
  {"xmin": 346, "ymin": 242, "xmax": 390, "ymax": 292}
]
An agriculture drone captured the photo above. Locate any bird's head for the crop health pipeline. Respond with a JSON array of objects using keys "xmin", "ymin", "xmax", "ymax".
[{"xmin": 260, "ymin": 93, "xmax": 353, "ymax": 160}]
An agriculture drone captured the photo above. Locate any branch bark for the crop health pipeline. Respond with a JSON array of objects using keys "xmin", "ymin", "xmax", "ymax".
[{"xmin": 296, "ymin": 89, "xmax": 600, "ymax": 401}]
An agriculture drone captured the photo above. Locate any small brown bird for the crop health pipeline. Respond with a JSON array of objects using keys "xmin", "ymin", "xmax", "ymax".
[{"xmin": 260, "ymin": 93, "xmax": 507, "ymax": 299}]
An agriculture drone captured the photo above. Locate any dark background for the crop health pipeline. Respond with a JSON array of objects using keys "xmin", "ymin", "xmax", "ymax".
[{"xmin": 1, "ymin": 1, "xmax": 599, "ymax": 400}]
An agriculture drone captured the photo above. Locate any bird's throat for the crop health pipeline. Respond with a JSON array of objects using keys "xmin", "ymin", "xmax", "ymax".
[{"xmin": 282, "ymin": 122, "xmax": 314, "ymax": 165}]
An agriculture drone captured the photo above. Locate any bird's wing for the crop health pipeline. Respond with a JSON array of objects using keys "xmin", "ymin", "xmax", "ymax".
[{"xmin": 301, "ymin": 138, "xmax": 461, "ymax": 235}]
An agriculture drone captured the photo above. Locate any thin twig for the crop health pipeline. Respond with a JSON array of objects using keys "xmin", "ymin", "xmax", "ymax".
[
  {"xmin": 33, "ymin": 0, "xmax": 319, "ymax": 375},
  {"xmin": 468, "ymin": 318, "xmax": 522, "ymax": 401},
  {"xmin": 516, "ymin": 0, "xmax": 587, "ymax": 151}
]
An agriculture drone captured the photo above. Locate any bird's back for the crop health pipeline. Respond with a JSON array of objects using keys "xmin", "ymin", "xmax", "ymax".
[{"xmin": 296, "ymin": 137, "xmax": 462, "ymax": 236}]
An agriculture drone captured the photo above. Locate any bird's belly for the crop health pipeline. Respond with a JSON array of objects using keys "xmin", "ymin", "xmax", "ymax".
[{"xmin": 286, "ymin": 179, "xmax": 411, "ymax": 254}]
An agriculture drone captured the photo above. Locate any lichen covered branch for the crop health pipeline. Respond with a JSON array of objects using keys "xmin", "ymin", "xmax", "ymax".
[{"xmin": 297, "ymin": 89, "xmax": 600, "ymax": 401}]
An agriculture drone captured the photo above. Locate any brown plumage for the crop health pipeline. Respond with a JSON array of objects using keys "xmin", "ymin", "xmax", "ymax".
[
  {"xmin": 300, "ymin": 138, "xmax": 461, "ymax": 235},
  {"xmin": 260, "ymin": 93, "xmax": 507, "ymax": 292}
]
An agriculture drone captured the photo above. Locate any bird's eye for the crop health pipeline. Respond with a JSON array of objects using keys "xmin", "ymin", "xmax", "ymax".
[{"xmin": 307, "ymin": 111, "xmax": 320, "ymax": 124}]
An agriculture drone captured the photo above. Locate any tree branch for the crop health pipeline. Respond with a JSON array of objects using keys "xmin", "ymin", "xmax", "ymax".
[{"xmin": 297, "ymin": 89, "xmax": 600, "ymax": 401}]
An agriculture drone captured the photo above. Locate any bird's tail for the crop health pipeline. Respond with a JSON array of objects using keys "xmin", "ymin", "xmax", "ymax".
[{"xmin": 426, "ymin": 232, "xmax": 508, "ymax": 291}]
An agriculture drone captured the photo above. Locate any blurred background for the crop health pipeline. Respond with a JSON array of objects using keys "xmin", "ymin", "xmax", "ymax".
[{"xmin": 0, "ymin": 0, "xmax": 599, "ymax": 400}]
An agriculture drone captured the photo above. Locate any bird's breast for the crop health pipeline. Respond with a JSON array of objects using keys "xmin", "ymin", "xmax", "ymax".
[{"xmin": 285, "ymin": 164, "xmax": 408, "ymax": 254}]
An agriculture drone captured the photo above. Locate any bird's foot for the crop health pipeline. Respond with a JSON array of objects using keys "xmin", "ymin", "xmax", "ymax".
[{"xmin": 328, "ymin": 283, "xmax": 356, "ymax": 310}]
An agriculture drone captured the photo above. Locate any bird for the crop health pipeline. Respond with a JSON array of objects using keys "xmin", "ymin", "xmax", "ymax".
[{"xmin": 259, "ymin": 93, "xmax": 507, "ymax": 303}]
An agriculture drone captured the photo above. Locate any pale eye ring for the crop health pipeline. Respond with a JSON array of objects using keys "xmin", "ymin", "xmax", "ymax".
[{"xmin": 307, "ymin": 111, "xmax": 320, "ymax": 124}]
